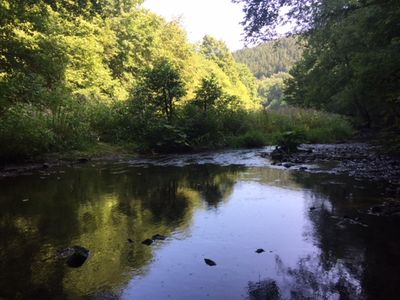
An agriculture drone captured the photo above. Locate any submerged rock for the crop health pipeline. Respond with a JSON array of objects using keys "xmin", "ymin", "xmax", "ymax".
[
  {"xmin": 270, "ymin": 149, "xmax": 285, "ymax": 161},
  {"xmin": 142, "ymin": 239, "xmax": 153, "ymax": 246},
  {"xmin": 152, "ymin": 234, "xmax": 166, "ymax": 241},
  {"xmin": 58, "ymin": 246, "xmax": 90, "ymax": 268},
  {"xmin": 77, "ymin": 158, "xmax": 90, "ymax": 164},
  {"xmin": 367, "ymin": 202, "xmax": 400, "ymax": 217},
  {"xmin": 204, "ymin": 258, "xmax": 216, "ymax": 266},
  {"xmin": 337, "ymin": 216, "xmax": 368, "ymax": 229}
]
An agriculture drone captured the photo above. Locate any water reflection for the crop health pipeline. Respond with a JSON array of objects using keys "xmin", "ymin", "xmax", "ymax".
[
  {"xmin": 0, "ymin": 162, "xmax": 399, "ymax": 299},
  {"xmin": 288, "ymin": 171, "xmax": 400, "ymax": 299},
  {"xmin": 0, "ymin": 164, "xmax": 241, "ymax": 299},
  {"xmin": 247, "ymin": 253, "xmax": 362, "ymax": 300}
]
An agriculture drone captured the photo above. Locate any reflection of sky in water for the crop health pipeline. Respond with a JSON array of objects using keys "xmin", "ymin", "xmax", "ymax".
[
  {"xmin": 122, "ymin": 182, "xmax": 360, "ymax": 300},
  {"xmin": 127, "ymin": 148, "xmax": 275, "ymax": 167},
  {"xmin": 0, "ymin": 160, "xmax": 391, "ymax": 299}
]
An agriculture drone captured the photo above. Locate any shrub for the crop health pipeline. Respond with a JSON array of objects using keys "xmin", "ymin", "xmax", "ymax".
[
  {"xmin": 227, "ymin": 131, "xmax": 266, "ymax": 148},
  {"xmin": 273, "ymin": 130, "xmax": 305, "ymax": 152},
  {"xmin": 0, "ymin": 104, "xmax": 54, "ymax": 160}
]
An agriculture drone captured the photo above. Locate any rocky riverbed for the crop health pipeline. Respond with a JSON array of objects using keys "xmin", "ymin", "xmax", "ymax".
[
  {"xmin": 266, "ymin": 143, "xmax": 400, "ymax": 184},
  {"xmin": 2, "ymin": 143, "xmax": 400, "ymax": 186}
]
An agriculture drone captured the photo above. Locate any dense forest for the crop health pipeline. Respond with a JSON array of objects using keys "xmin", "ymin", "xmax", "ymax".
[
  {"xmin": 0, "ymin": 0, "xmax": 353, "ymax": 161},
  {"xmin": 236, "ymin": 0, "xmax": 400, "ymax": 146},
  {"xmin": 233, "ymin": 37, "xmax": 303, "ymax": 79},
  {"xmin": 234, "ymin": 38, "xmax": 303, "ymax": 109}
]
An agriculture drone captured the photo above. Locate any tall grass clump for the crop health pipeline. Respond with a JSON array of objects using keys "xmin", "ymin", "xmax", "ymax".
[
  {"xmin": 0, "ymin": 102, "xmax": 94, "ymax": 161},
  {"xmin": 265, "ymin": 107, "xmax": 354, "ymax": 144},
  {"xmin": 206, "ymin": 106, "xmax": 353, "ymax": 149}
]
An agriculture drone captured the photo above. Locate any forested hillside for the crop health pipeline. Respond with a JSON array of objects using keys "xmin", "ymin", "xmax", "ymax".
[
  {"xmin": 0, "ymin": 1, "xmax": 353, "ymax": 161},
  {"xmin": 233, "ymin": 38, "xmax": 303, "ymax": 109},
  {"xmin": 0, "ymin": 0, "xmax": 261, "ymax": 159},
  {"xmin": 233, "ymin": 38, "xmax": 303, "ymax": 79}
]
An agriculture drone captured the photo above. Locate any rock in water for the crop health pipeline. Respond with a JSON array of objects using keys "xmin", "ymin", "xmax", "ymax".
[
  {"xmin": 204, "ymin": 258, "xmax": 216, "ymax": 266},
  {"xmin": 255, "ymin": 249, "xmax": 265, "ymax": 254},
  {"xmin": 152, "ymin": 234, "xmax": 166, "ymax": 241},
  {"xmin": 65, "ymin": 246, "xmax": 90, "ymax": 268},
  {"xmin": 77, "ymin": 158, "xmax": 89, "ymax": 164},
  {"xmin": 142, "ymin": 239, "xmax": 153, "ymax": 246}
]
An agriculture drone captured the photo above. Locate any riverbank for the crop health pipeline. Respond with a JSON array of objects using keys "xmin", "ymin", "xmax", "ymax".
[
  {"xmin": 0, "ymin": 143, "xmax": 134, "ymax": 178},
  {"xmin": 3, "ymin": 141, "xmax": 400, "ymax": 191},
  {"xmin": 266, "ymin": 143, "xmax": 400, "ymax": 184}
]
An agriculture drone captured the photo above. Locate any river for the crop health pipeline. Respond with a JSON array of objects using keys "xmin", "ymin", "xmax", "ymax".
[{"xmin": 0, "ymin": 147, "xmax": 399, "ymax": 299}]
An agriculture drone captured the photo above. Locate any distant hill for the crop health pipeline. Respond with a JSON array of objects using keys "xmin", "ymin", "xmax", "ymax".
[{"xmin": 233, "ymin": 38, "xmax": 303, "ymax": 79}]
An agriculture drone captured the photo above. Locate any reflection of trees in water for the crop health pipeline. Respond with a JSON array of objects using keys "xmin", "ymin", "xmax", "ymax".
[
  {"xmin": 0, "ymin": 164, "xmax": 242, "ymax": 299},
  {"xmin": 241, "ymin": 167, "xmax": 301, "ymax": 190},
  {"xmin": 247, "ymin": 254, "xmax": 362, "ymax": 300},
  {"xmin": 288, "ymin": 171, "xmax": 400, "ymax": 299},
  {"xmin": 248, "ymin": 279, "xmax": 280, "ymax": 300},
  {"xmin": 191, "ymin": 167, "xmax": 238, "ymax": 207}
]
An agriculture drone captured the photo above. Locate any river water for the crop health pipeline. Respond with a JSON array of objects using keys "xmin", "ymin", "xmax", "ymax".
[{"xmin": 0, "ymin": 148, "xmax": 399, "ymax": 299}]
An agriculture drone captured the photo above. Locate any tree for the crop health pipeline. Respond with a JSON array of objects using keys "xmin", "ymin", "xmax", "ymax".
[
  {"xmin": 234, "ymin": 0, "xmax": 400, "ymax": 129},
  {"xmin": 197, "ymin": 35, "xmax": 261, "ymax": 109},
  {"xmin": 194, "ymin": 74, "xmax": 223, "ymax": 112},
  {"xmin": 200, "ymin": 35, "xmax": 234, "ymax": 70},
  {"xmin": 232, "ymin": 0, "xmax": 321, "ymax": 42},
  {"xmin": 140, "ymin": 59, "xmax": 186, "ymax": 121}
]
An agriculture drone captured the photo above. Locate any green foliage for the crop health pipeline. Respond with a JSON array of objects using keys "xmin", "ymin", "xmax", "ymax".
[
  {"xmin": 0, "ymin": 0, "xmax": 355, "ymax": 160},
  {"xmin": 284, "ymin": 1, "xmax": 400, "ymax": 130},
  {"xmin": 197, "ymin": 36, "xmax": 261, "ymax": 110},
  {"xmin": 0, "ymin": 104, "xmax": 54, "ymax": 159},
  {"xmin": 258, "ymin": 73, "xmax": 291, "ymax": 109},
  {"xmin": 178, "ymin": 104, "xmax": 225, "ymax": 149},
  {"xmin": 138, "ymin": 59, "xmax": 186, "ymax": 121},
  {"xmin": 274, "ymin": 131, "xmax": 305, "ymax": 152},
  {"xmin": 0, "ymin": 102, "xmax": 93, "ymax": 160},
  {"xmin": 234, "ymin": 0, "xmax": 400, "ymax": 135},
  {"xmin": 265, "ymin": 107, "xmax": 354, "ymax": 144},
  {"xmin": 140, "ymin": 123, "xmax": 190, "ymax": 153},
  {"xmin": 227, "ymin": 131, "xmax": 266, "ymax": 148},
  {"xmin": 194, "ymin": 74, "xmax": 223, "ymax": 112},
  {"xmin": 233, "ymin": 38, "xmax": 303, "ymax": 79}
]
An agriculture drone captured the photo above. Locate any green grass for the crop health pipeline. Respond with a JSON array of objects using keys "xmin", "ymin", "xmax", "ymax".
[{"xmin": 220, "ymin": 107, "xmax": 354, "ymax": 149}]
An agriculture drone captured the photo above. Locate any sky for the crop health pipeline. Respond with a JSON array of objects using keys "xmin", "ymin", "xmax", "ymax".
[{"xmin": 142, "ymin": 0, "xmax": 246, "ymax": 51}]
